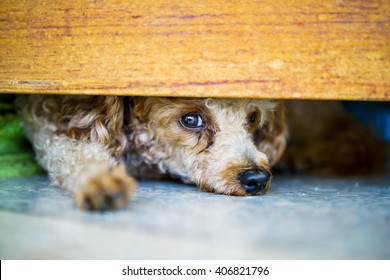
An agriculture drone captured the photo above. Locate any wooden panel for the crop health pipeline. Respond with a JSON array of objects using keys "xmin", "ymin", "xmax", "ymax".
[{"xmin": 0, "ymin": 0, "xmax": 389, "ymax": 100}]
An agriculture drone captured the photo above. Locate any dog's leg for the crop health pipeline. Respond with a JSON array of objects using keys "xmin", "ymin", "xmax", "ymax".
[
  {"xmin": 31, "ymin": 133, "xmax": 136, "ymax": 210},
  {"xmin": 16, "ymin": 95, "xmax": 136, "ymax": 211},
  {"xmin": 43, "ymin": 135, "xmax": 136, "ymax": 210}
]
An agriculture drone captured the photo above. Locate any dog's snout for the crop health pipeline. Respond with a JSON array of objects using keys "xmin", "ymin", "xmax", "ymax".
[{"xmin": 239, "ymin": 169, "xmax": 271, "ymax": 194}]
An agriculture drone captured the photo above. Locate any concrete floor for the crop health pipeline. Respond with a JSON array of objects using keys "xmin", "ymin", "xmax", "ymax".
[{"xmin": 0, "ymin": 174, "xmax": 389, "ymax": 259}]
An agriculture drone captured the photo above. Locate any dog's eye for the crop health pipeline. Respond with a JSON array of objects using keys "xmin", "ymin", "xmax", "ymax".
[
  {"xmin": 180, "ymin": 113, "xmax": 204, "ymax": 129},
  {"xmin": 248, "ymin": 111, "xmax": 257, "ymax": 124}
]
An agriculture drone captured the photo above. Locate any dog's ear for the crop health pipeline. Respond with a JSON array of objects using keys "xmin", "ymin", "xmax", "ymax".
[
  {"xmin": 256, "ymin": 104, "xmax": 288, "ymax": 166},
  {"xmin": 57, "ymin": 96, "xmax": 126, "ymax": 159}
]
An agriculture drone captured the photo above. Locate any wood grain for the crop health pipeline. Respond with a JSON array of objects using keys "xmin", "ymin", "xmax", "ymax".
[{"xmin": 0, "ymin": 0, "xmax": 389, "ymax": 100}]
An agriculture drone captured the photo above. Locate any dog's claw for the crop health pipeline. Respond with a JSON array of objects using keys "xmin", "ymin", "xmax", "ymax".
[
  {"xmin": 82, "ymin": 190, "xmax": 124, "ymax": 211},
  {"xmin": 75, "ymin": 166, "xmax": 137, "ymax": 211}
]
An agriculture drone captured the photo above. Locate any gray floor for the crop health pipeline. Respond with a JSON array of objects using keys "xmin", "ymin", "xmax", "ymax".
[{"xmin": 0, "ymin": 174, "xmax": 389, "ymax": 259}]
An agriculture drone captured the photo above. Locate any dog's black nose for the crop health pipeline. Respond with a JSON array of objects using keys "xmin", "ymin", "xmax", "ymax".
[{"xmin": 239, "ymin": 170, "xmax": 271, "ymax": 194}]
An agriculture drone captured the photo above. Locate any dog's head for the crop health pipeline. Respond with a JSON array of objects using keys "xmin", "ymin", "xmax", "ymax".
[{"xmin": 130, "ymin": 97, "xmax": 287, "ymax": 196}]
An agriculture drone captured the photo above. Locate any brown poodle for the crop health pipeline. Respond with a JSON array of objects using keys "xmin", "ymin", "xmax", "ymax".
[{"xmin": 15, "ymin": 95, "xmax": 386, "ymax": 211}]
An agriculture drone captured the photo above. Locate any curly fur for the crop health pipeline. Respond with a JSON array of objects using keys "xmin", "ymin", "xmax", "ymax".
[
  {"xmin": 15, "ymin": 95, "xmax": 386, "ymax": 211},
  {"xmin": 278, "ymin": 100, "xmax": 387, "ymax": 175}
]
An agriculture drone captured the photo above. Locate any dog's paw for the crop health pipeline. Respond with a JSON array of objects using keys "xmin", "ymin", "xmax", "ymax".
[{"xmin": 74, "ymin": 165, "xmax": 137, "ymax": 211}]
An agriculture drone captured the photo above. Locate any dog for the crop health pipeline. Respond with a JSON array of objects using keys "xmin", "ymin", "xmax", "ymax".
[{"xmin": 15, "ymin": 95, "xmax": 386, "ymax": 211}]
